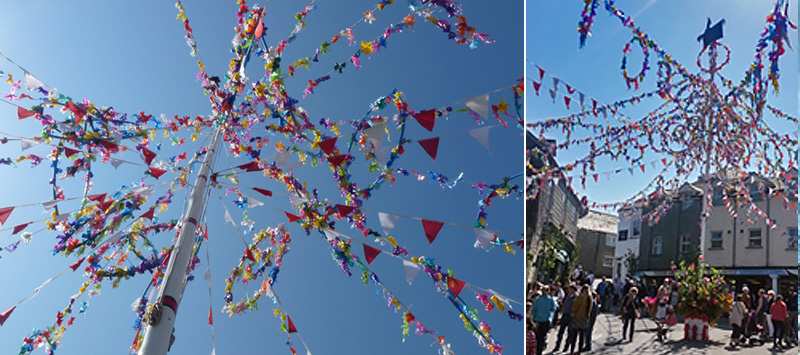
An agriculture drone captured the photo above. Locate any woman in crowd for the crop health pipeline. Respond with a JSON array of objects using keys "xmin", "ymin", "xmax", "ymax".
[{"xmin": 619, "ymin": 287, "xmax": 639, "ymax": 342}]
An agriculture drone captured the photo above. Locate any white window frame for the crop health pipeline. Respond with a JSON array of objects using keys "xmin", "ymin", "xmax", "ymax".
[
  {"xmin": 710, "ymin": 231, "xmax": 723, "ymax": 249},
  {"xmin": 748, "ymin": 229, "xmax": 762, "ymax": 248},
  {"xmin": 651, "ymin": 235, "xmax": 663, "ymax": 256}
]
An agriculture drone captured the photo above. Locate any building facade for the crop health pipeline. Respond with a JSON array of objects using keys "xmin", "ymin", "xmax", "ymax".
[
  {"xmin": 576, "ymin": 210, "xmax": 618, "ymax": 278},
  {"xmin": 612, "ymin": 207, "xmax": 642, "ymax": 282}
]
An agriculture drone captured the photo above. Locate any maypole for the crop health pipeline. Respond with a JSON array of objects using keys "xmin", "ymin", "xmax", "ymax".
[{"xmin": 138, "ymin": 126, "xmax": 222, "ymax": 355}]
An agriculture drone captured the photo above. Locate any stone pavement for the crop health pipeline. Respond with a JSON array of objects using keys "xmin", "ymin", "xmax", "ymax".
[{"xmin": 541, "ymin": 313, "xmax": 797, "ymax": 355}]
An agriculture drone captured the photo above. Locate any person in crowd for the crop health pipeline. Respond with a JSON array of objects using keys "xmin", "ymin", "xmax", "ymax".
[
  {"xmin": 586, "ymin": 272, "xmax": 595, "ymax": 287},
  {"xmin": 583, "ymin": 291, "xmax": 600, "ymax": 351},
  {"xmin": 567, "ymin": 284, "xmax": 593, "ymax": 354},
  {"xmin": 729, "ymin": 294, "xmax": 748, "ymax": 348},
  {"xmin": 620, "ymin": 287, "xmax": 639, "ymax": 342},
  {"xmin": 766, "ymin": 290, "xmax": 776, "ymax": 339},
  {"xmin": 526, "ymin": 317, "xmax": 537, "ymax": 355},
  {"xmin": 755, "ymin": 289, "xmax": 768, "ymax": 340},
  {"xmin": 531, "ymin": 286, "xmax": 558, "ymax": 355},
  {"xmin": 596, "ymin": 278, "xmax": 607, "ymax": 313},
  {"xmin": 553, "ymin": 285, "xmax": 576, "ymax": 352},
  {"xmin": 787, "ymin": 290, "xmax": 798, "ymax": 346},
  {"xmin": 770, "ymin": 294, "xmax": 788, "ymax": 350}
]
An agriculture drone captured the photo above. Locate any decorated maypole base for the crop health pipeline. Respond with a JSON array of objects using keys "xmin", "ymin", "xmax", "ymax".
[{"xmin": 683, "ymin": 318, "xmax": 710, "ymax": 341}]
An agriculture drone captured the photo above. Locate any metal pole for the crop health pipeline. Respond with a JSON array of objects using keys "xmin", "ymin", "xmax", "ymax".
[{"xmin": 139, "ymin": 126, "xmax": 223, "ymax": 355}]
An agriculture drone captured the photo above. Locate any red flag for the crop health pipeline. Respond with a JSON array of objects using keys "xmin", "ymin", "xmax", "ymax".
[
  {"xmin": 98, "ymin": 199, "xmax": 113, "ymax": 212},
  {"xmin": 532, "ymin": 81, "xmax": 542, "ymax": 95},
  {"xmin": 335, "ymin": 204, "xmax": 354, "ymax": 217},
  {"xmin": 447, "ymin": 277, "xmax": 466, "ymax": 298},
  {"xmin": 100, "ymin": 140, "xmax": 119, "ymax": 153},
  {"xmin": 69, "ymin": 257, "xmax": 85, "ymax": 271},
  {"xmin": 285, "ymin": 212, "xmax": 302, "ymax": 223},
  {"xmin": 413, "ymin": 110, "xmax": 436, "ymax": 132},
  {"xmin": 65, "ymin": 101, "xmax": 85, "ymax": 120},
  {"xmin": 87, "ymin": 193, "xmax": 106, "ymax": 202},
  {"xmin": 254, "ymin": 17, "xmax": 265, "ymax": 39},
  {"xmin": 363, "ymin": 244, "xmax": 380, "ymax": 264},
  {"xmin": 0, "ymin": 207, "xmax": 13, "ymax": 226},
  {"xmin": 208, "ymin": 306, "xmax": 214, "ymax": 325},
  {"xmin": 0, "ymin": 306, "xmax": 15, "ymax": 326},
  {"xmin": 564, "ymin": 96, "xmax": 571, "ymax": 110},
  {"xmin": 318, "ymin": 137, "xmax": 337, "ymax": 155},
  {"xmin": 63, "ymin": 147, "xmax": 80, "ymax": 158},
  {"xmin": 287, "ymin": 316, "xmax": 298, "ymax": 333},
  {"xmin": 418, "ymin": 137, "xmax": 440, "ymax": 160},
  {"xmin": 140, "ymin": 147, "xmax": 156, "ymax": 165},
  {"xmin": 17, "ymin": 107, "xmax": 36, "ymax": 119},
  {"xmin": 421, "ymin": 219, "xmax": 444, "ymax": 244},
  {"xmin": 244, "ymin": 247, "xmax": 255, "ymax": 262},
  {"xmin": 238, "ymin": 161, "xmax": 261, "ymax": 172},
  {"xmin": 253, "ymin": 187, "xmax": 273, "ymax": 197},
  {"xmin": 148, "ymin": 167, "xmax": 167, "ymax": 179},
  {"xmin": 11, "ymin": 222, "xmax": 31, "ymax": 235},
  {"xmin": 141, "ymin": 207, "xmax": 155, "ymax": 220},
  {"xmin": 327, "ymin": 154, "xmax": 349, "ymax": 166}
]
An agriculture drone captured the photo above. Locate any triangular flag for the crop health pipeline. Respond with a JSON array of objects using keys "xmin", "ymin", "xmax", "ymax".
[
  {"xmin": 140, "ymin": 147, "xmax": 156, "ymax": 165},
  {"xmin": 252, "ymin": 187, "xmax": 273, "ymax": 197},
  {"xmin": 465, "ymin": 95, "xmax": 490, "ymax": 118},
  {"xmin": 285, "ymin": 212, "xmax": 302, "ymax": 223},
  {"xmin": 447, "ymin": 277, "xmax": 466, "ymax": 298},
  {"xmin": 418, "ymin": 137, "xmax": 439, "ymax": 160},
  {"xmin": 238, "ymin": 161, "xmax": 261, "ymax": 172},
  {"xmin": 208, "ymin": 306, "xmax": 214, "ymax": 325},
  {"xmin": 287, "ymin": 316, "xmax": 298, "ymax": 333},
  {"xmin": 17, "ymin": 106, "xmax": 36, "ymax": 119},
  {"xmin": 335, "ymin": 204, "xmax": 354, "ymax": 217},
  {"xmin": 63, "ymin": 147, "xmax": 80, "ymax": 158},
  {"xmin": 363, "ymin": 244, "xmax": 380, "ymax": 264},
  {"xmin": 110, "ymin": 158, "xmax": 124, "ymax": 168},
  {"xmin": 413, "ymin": 110, "xmax": 436, "ymax": 132},
  {"xmin": 254, "ymin": 16, "xmax": 265, "ymax": 39},
  {"xmin": 378, "ymin": 212, "xmax": 399, "ymax": 231},
  {"xmin": 364, "ymin": 121, "xmax": 387, "ymax": 151},
  {"xmin": 402, "ymin": 260, "xmax": 421, "ymax": 285},
  {"xmin": 318, "ymin": 137, "xmax": 337, "ymax": 155},
  {"xmin": 141, "ymin": 207, "xmax": 155, "ymax": 220},
  {"xmin": 65, "ymin": 101, "xmax": 85, "ymax": 120},
  {"xmin": 20, "ymin": 139, "xmax": 35, "ymax": 151},
  {"xmin": 69, "ymin": 257, "xmax": 85, "ymax": 271},
  {"xmin": 0, "ymin": 306, "xmax": 15, "ymax": 326},
  {"xmin": 148, "ymin": 167, "xmax": 167, "ymax": 179},
  {"xmin": 87, "ymin": 193, "xmax": 106, "ymax": 202},
  {"xmin": 247, "ymin": 195, "xmax": 264, "ymax": 208},
  {"xmin": 327, "ymin": 154, "xmax": 349, "ymax": 166},
  {"xmin": 468, "ymin": 126, "xmax": 492, "ymax": 151},
  {"xmin": 24, "ymin": 73, "xmax": 44, "ymax": 90},
  {"xmin": 224, "ymin": 208, "xmax": 236, "ymax": 226},
  {"xmin": 421, "ymin": 219, "xmax": 444, "ymax": 244},
  {"xmin": 0, "ymin": 207, "xmax": 13, "ymax": 226},
  {"xmin": 12, "ymin": 222, "xmax": 31, "ymax": 235},
  {"xmin": 473, "ymin": 229, "xmax": 496, "ymax": 249}
]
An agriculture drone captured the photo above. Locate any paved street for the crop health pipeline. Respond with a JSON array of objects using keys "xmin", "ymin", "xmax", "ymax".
[{"xmin": 541, "ymin": 313, "xmax": 797, "ymax": 354}]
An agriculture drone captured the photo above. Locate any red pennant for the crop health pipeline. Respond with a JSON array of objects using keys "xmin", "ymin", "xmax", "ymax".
[
  {"xmin": 532, "ymin": 81, "xmax": 542, "ymax": 95},
  {"xmin": 17, "ymin": 107, "xmax": 36, "ymax": 119},
  {"xmin": 447, "ymin": 277, "xmax": 466, "ymax": 298},
  {"xmin": 413, "ymin": 110, "xmax": 436, "ymax": 132},
  {"xmin": 208, "ymin": 306, "xmax": 214, "ymax": 325},
  {"xmin": 244, "ymin": 247, "xmax": 255, "ymax": 262},
  {"xmin": 363, "ymin": 244, "xmax": 380, "ymax": 264},
  {"xmin": 252, "ymin": 187, "xmax": 273, "ymax": 197},
  {"xmin": 318, "ymin": 137, "xmax": 338, "ymax": 155},
  {"xmin": 141, "ymin": 207, "xmax": 155, "ymax": 220},
  {"xmin": 238, "ymin": 161, "xmax": 261, "ymax": 172},
  {"xmin": 0, "ymin": 207, "xmax": 13, "ymax": 226},
  {"xmin": 98, "ymin": 199, "xmax": 114, "ymax": 212},
  {"xmin": 65, "ymin": 101, "xmax": 85, "ymax": 120},
  {"xmin": 563, "ymin": 96, "xmax": 571, "ymax": 110},
  {"xmin": 100, "ymin": 140, "xmax": 119, "ymax": 153},
  {"xmin": 335, "ymin": 204, "xmax": 354, "ymax": 217},
  {"xmin": 418, "ymin": 137, "xmax": 439, "ymax": 160},
  {"xmin": 287, "ymin": 316, "xmax": 298, "ymax": 333},
  {"xmin": 140, "ymin": 147, "xmax": 156, "ymax": 165},
  {"xmin": 285, "ymin": 212, "xmax": 302, "ymax": 223},
  {"xmin": 404, "ymin": 312, "xmax": 416, "ymax": 323},
  {"xmin": 63, "ymin": 147, "xmax": 80, "ymax": 158},
  {"xmin": 327, "ymin": 154, "xmax": 349, "ymax": 166},
  {"xmin": 421, "ymin": 219, "xmax": 444, "ymax": 244},
  {"xmin": 11, "ymin": 222, "xmax": 31, "ymax": 235},
  {"xmin": 148, "ymin": 167, "xmax": 167, "ymax": 179},
  {"xmin": 0, "ymin": 306, "xmax": 15, "ymax": 326},
  {"xmin": 87, "ymin": 193, "xmax": 106, "ymax": 202},
  {"xmin": 254, "ymin": 17, "xmax": 265, "ymax": 39},
  {"xmin": 69, "ymin": 257, "xmax": 85, "ymax": 271}
]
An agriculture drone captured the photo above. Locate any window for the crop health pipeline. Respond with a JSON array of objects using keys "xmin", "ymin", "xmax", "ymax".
[
  {"xmin": 788, "ymin": 227, "xmax": 798, "ymax": 250},
  {"xmin": 618, "ymin": 229, "xmax": 629, "ymax": 241},
  {"xmin": 632, "ymin": 220, "xmax": 641, "ymax": 238},
  {"xmin": 710, "ymin": 231, "xmax": 723, "ymax": 249},
  {"xmin": 748, "ymin": 229, "xmax": 762, "ymax": 248},
  {"xmin": 605, "ymin": 235, "xmax": 616, "ymax": 247},
  {"xmin": 679, "ymin": 234, "xmax": 692, "ymax": 255},
  {"xmin": 603, "ymin": 256, "xmax": 614, "ymax": 268},
  {"xmin": 749, "ymin": 184, "xmax": 763, "ymax": 202},
  {"xmin": 651, "ymin": 235, "xmax": 663, "ymax": 256}
]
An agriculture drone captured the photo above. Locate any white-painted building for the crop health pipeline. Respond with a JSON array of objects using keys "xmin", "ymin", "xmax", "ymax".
[{"xmin": 612, "ymin": 206, "xmax": 642, "ymax": 283}]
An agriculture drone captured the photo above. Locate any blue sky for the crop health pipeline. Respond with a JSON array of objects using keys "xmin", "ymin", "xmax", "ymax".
[
  {"xmin": 526, "ymin": 0, "xmax": 798, "ymax": 208},
  {"xmin": 0, "ymin": 1, "xmax": 522, "ymax": 355}
]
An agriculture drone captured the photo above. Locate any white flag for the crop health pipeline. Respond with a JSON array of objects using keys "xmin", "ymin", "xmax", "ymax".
[
  {"xmin": 24, "ymin": 73, "xmax": 44, "ymax": 91},
  {"xmin": 378, "ymin": 212, "xmax": 399, "ymax": 231},
  {"xmin": 223, "ymin": 207, "xmax": 236, "ymax": 226},
  {"xmin": 110, "ymin": 158, "xmax": 124, "ymax": 168},
  {"xmin": 20, "ymin": 139, "xmax": 36, "ymax": 151},
  {"xmin": 247, "ymin": 195, "xmax": 264, "ymax": 208},
  {"xmin": 364, "ymin": 121, "xmax": 387, "ymax": 151},
  {"xmin": 465, "ymin": 94, "xmax": 489, "ymax": 119},
  {"xmin": 402, "ymin": 259, "xmax": 421, "ymax": 285},
  {"xmin": 473, "ymin": 228, "xmax": 497, "ymax": 250},
  {"xmin": 468, "ymin": 126, "xmax": 492, "ymax": 151}
]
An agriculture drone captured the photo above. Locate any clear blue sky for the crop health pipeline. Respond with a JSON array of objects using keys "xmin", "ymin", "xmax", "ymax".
[
  {"xmin": 0, "ymin": 1, "xmax": 522, "ymax": 354},
  {"xmin": 526, "ymin": 0, "xmax": 798, "ymax": 209}
]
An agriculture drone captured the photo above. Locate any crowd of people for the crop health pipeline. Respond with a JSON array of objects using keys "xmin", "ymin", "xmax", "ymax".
[{"xmin": 526, "ymin": 267, "xmax": 798, "ymax": 355}]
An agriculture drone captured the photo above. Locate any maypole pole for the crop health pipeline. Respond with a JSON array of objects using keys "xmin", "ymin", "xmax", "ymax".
[{"xmin": 138, "ymin": 126, "xmax": 223, "ymax": 355}]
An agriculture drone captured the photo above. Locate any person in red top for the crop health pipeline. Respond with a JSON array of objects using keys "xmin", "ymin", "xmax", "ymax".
[{"xmin": 770, "ymin": 294, "xmax": 788, "ymax": 350}]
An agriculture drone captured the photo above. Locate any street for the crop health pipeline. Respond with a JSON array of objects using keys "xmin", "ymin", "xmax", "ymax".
[{"xmin": 542, "ymin": 313, "xmax": 797, "ymax": 355}]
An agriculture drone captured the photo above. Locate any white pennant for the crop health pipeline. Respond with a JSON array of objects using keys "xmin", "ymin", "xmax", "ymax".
[
  {"xmin": 247, "ymin": 195, "xmax": 264, "ymax": 208},
  {"xmin": 468, "ymin": 126, "xmax": 492, "ymax": 152},
  {"xmin": 465, "ymin": 94, "xmax": 489, "ymax": 119},
  {"xmin": 473, "ymin": 228, "xmax": 497, "ymax": 250},
  {"xmin": 223, "ymin": 207, "xmax": 236, "ymax": 226},
  {"xmin": 402, "ymin": 259, "xmax": 421, "ymax": 285},
  {"xmin": 378, "ymin": 212, "xmax": 399, "ymax": 231},
  {"xmin": 110, "ymin": 158, "xmax": 124, "ymax": 168},
  {"xmin": 24, "ymin": 73, "xmax": 44, "ymax": 91},
  {"xmin": 20, "ymin": 139, "xmax": 36, "ymax": 151}
]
